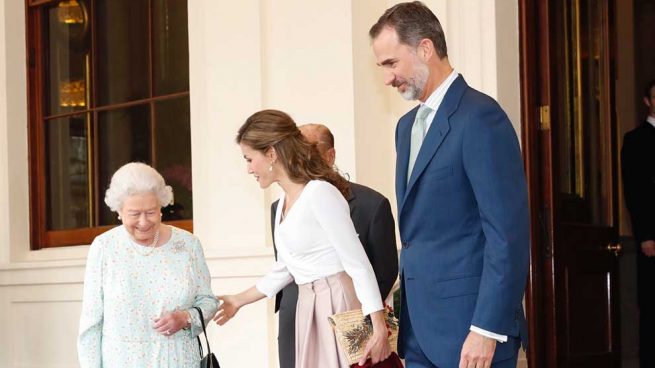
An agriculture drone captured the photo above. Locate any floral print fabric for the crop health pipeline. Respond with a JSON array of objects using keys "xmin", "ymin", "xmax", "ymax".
[{"xmin": 78, "ymin": 225, "xmax": 218, "ymax": 367}]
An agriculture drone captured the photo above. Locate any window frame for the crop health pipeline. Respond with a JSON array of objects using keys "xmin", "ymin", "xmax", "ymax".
[{"xmin": 26, "ymin": 0, "xmax": 193, "ymax": 249}]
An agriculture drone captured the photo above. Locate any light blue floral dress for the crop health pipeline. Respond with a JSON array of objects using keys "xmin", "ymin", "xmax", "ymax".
[{"xmin": 78, "ymin": 225, "xmax": 218, "ymax": 368}]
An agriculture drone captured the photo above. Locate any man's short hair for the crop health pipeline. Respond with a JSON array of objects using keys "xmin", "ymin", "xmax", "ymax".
[
  {"xmin": 302, "ymin": 123, "xmax": 334, "ymax": 149},
  {"xmin": 317, "ymin": 127, "xmax": 334, "ymax": 149},
  {"xmin": 369, "ymin": 1, "xmax": 448, "ymax": 59},
  {"xmin": 645, "ymin": 79, "xmax": 655, "ymax": 99}
]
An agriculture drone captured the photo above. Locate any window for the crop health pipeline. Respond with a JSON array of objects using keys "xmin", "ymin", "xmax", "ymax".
[{"xmin": 26, "ymin": 0, "xmax": 193, "ymax": 248}]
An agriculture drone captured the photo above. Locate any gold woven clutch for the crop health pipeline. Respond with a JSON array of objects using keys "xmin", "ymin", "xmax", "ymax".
[{"xmin": 327, "ymin": 307, "xmax": 399, "ymax": 365}]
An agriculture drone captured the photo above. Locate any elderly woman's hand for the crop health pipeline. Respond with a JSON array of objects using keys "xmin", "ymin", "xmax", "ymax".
[{"xmin": 153, "ymin": 310, "xmax": 190, "ymax": 336}]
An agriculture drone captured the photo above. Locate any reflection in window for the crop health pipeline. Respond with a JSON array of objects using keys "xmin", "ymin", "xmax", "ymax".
[
  {"xmin": 46, "ymin": 114, "xmax": 90, "ymax": 230},
  {"xmin": 555, "ymin": 0, "xmax": 612, "ymax": 226}
]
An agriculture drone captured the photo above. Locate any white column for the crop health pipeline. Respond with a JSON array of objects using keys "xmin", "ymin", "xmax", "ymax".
[
  {"xmin": 351, "ymin": 0, "xmax": 396, "ymax": 198},
  {"xmin": 0, "ymin": 0, "xmax": 9, "ymax": 264},
  {"xmin": 260, "ymin": 0, "xmax": 358, "ymax": 178},
  {"xmin": 0, "ymin": 0, "xmax": 30, "ymax": 263},
  {"xmin": 188, "ymin": 0, "xmax": 268, "ymax": 252}
]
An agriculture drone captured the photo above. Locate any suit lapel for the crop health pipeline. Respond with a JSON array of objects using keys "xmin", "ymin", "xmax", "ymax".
[
  {"xmin": 396, "ymin": 106, "xmax": 418, "ymax": 206},
  {"xmin": 271, "ymin": 200, "xmax": 279, "ymax": 260},
  {"xmin": 400, "ymin": 75, "xmax": 468, "ymax": 212},
  {"xmin": 347, "ymin": 183, "xmax": 356, "ymax": 216}
]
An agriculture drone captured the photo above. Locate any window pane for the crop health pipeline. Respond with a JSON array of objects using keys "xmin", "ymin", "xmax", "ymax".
[
  {"xmin": 45, "ymin": 1, "xmax": 90, "ymax": 116},
  {"xmin": 153, "ymin": 0, "xmax": 189, "ymax": 96},
  {"xmin": 29, "ymin": 0, "xmax": 193, "ymax": 247},
  {"xmin": 97, "ymin": 104, "xmax": 151, "ymax": 225},
  {"xmin": 46, "ymin": 114, "xmax": 90, "ymax": 230},
  {"xmin": 556, "ymin": 0, "xmax": 611, "ymax": 225},
  {"xmin": 96, "ymin": 0, "xmax": 149, "ymax": 106},
  {"xmin": 155, "ymin": 96, "xmax": 192, "ymax": 220}
]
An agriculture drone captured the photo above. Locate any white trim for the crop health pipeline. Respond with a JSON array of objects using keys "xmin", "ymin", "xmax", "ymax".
[{"xmin": 646, "ymin": 115, "xmax": 655, "ymax": 127}]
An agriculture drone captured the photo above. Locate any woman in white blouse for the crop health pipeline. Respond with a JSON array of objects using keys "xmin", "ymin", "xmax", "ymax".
[{"xmin": 214, "ymin": 109, "xmax": 391, "ymax": 367}]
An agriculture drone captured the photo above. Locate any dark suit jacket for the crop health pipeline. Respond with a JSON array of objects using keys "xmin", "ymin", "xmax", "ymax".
[
  {"xmin": 621, "ymin": 121, "xmax": 655, "ymax": 244},
  {"xmin": 272, "ymin": 181, "xmax": 398, "ymax": 368},
  {"xmin": 395, "ymin": 75, "xmax": 529, "ymax": 368},
  {"xmin": 622, "ymin": 121, "xmax": 655, "ymax": 365}
]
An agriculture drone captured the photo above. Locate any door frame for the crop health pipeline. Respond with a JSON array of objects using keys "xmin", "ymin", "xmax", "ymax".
[
  {"xmin": 518, "ymin": 0, "xmax": 552, "ymax": 366},
  {"xmin": 519, "ymin": 1, "xmax": 620, "ymax": 367}
]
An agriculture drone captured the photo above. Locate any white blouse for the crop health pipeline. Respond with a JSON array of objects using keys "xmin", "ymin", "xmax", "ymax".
[{"xmin": 255, "ymin": 180, "xmax": 383, "ymax": 316}]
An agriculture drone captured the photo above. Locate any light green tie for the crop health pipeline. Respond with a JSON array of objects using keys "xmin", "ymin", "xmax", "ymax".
[{"xmin": 407, "ymin": 105, "xmax": 432, "ymax": 183}]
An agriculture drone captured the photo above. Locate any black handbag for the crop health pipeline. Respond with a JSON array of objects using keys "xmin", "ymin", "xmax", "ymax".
[{"xmin": 193, "ymin": 307, "xmax": 220, "ymax": 368}]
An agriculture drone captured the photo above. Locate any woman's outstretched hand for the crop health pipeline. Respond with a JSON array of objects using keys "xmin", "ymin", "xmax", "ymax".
[
  {"xmin": 213, "ymin": 295, "xmax": 241, "ymax": 325},
  {"xmin": 212, "ymin": 286, "xmax": 266, "ymax": 325}
]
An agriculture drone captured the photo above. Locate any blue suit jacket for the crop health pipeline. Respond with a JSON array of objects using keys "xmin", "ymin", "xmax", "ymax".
[{"xmin": 395, "ymin": 75, "xmax": 529, "ymax": 368}]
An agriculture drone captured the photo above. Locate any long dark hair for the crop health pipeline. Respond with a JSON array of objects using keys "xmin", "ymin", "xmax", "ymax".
[{"xmin": 236, "ymin": 109, "xmax": 350, "ymax": 198}]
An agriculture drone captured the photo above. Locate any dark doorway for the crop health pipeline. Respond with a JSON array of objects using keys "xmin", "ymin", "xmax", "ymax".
[{"xmin": 520, "ymin": 0, "xmax": 655, "ymax": 367}]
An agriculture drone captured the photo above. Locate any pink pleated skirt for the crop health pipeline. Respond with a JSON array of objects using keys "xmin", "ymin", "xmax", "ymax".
[{"xmin": 295, "ymin": 271, "xmax": 362, "ymax": 368}]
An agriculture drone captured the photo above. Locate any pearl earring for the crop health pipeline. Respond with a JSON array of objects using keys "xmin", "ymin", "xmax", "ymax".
[
  {"xmin": 117, "ymin": 215, "xmax": 121, "ymax": 220},
  {"xmin": 268, "ymin": 163, "xmax": 273, "ymax": 172}
]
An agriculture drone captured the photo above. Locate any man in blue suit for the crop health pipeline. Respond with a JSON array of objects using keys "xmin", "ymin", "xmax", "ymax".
[{"xmin": 369, "ymin": 2, "xmax": 530, "ymax": 367}]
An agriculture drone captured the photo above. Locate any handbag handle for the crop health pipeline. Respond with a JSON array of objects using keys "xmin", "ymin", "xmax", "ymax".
[{"xmin": 193, "ymin": 306, "xmax": 213, "ymax": 359}]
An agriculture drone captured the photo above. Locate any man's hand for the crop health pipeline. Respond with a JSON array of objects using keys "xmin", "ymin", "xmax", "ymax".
[
  {"xmin": 641, "ymin": 240, "xmax": 655, "ymax": 257},
  {"xmin": 459, "ymin": 330, "xmax": 497, "ymax": 368}
]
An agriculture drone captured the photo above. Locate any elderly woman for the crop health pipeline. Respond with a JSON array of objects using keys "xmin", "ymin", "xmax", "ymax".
[{"xmin": 77, "ymin": 162, "xmax": 218, "ymax": 367}]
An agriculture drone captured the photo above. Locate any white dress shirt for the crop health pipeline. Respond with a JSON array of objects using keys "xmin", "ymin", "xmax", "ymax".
[
  {"xmin": 255, "ymin": 180, "xmax": 384, "ymax": 316},
  {"xmin": 417, "ymin": 69, "xmax": 508, "ymax": 343},
  {"xmin": 419, "ymin": 68, "xmax": 459, "ymax": 132},
  {"xmin": 647, "ymin": 115, "xmax": 655, "ymax": 128}
]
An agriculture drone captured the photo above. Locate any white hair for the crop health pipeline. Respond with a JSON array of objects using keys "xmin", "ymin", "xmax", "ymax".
[{"xmin": 104, "ymin": 162, "xmax": 174, "ymax": 212}]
